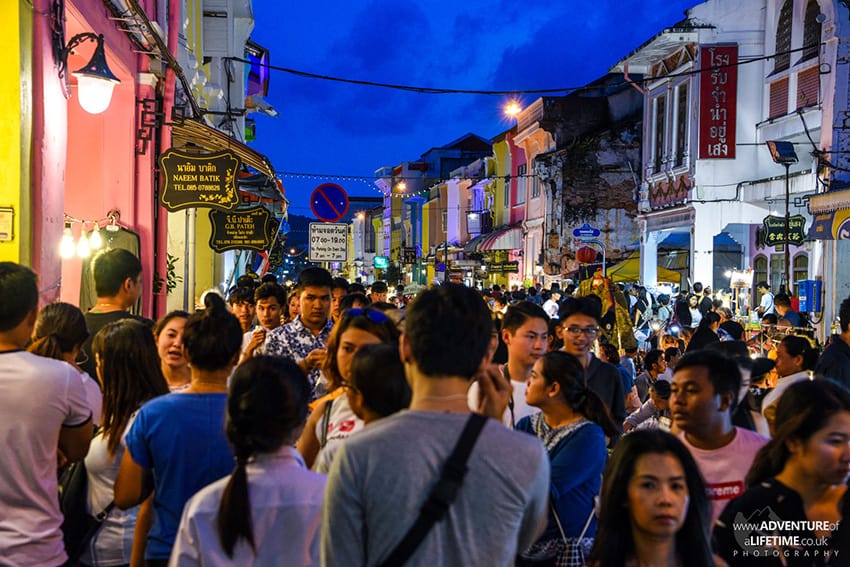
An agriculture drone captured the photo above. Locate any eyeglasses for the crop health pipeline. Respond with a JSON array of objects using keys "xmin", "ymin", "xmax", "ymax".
[
  {"xmin": 343, "ymin": 308, "xmax": 389, "ymax": 324},
  {"xmin": 564, "ymin": 326, "xmax": 600, "ymax": 337}
]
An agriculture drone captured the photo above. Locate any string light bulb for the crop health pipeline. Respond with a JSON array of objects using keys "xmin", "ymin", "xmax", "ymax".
[
  {"xmin": 89, "ymin": 223, "xmax": 103, "ymax": 249},
  {"xmin": 60, "ymin": 223, "xmax": 76, "ymax": 259},
  {"xmin": 76, "ymin": 233, "xmax": 91, "ymax": 258},
  {"xmin": 504, "ymin": 100, "xmax": 522, "ymax": 117}
]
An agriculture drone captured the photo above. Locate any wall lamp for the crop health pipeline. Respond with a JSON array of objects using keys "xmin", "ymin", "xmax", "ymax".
[{"xmin": 58, "ymin": 32, "xmax": 120, "ymax": 114}]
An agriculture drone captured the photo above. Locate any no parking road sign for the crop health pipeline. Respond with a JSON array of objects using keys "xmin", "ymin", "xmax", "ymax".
[{"xmin": 310, "ymin": 183, "xmax": 349, "ymax": 223}]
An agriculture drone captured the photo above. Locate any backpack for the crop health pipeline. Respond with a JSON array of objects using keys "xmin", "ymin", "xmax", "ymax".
[{"xmin": 58, "ymin": 431, "xmax": 114, "ymax": 564}]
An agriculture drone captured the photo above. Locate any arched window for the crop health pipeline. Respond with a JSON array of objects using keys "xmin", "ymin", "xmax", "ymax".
[
  {"xmin": 792, "ymin": 253, "xmax": 808, "ymax": 294},
  {"xmin": 802, "ymin": 0, "xmax": 822, "ymax": 61},
  {"xmin": 774, "ymin": 0, "xmax": 793, "ymax": 73}
]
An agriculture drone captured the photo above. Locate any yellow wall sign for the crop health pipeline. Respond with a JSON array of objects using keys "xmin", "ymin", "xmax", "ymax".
[{"xmin": 159, "ymin": 149, "xmax": 240, "ymax": 211}]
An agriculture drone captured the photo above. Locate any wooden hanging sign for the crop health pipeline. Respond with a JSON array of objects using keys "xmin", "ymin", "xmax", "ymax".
[{"xmin": 159, "ymin": 149, "xmax": 240, "ymax": 211}]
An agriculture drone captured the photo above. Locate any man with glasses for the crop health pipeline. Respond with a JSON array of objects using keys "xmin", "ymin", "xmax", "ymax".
[
  {"xmin": 558, "ymin": 297, "xmax": 625, "ymax": 431},
  {"xmin": 266, "ymin": 267, "xmax": 334, "ymax": 398}
]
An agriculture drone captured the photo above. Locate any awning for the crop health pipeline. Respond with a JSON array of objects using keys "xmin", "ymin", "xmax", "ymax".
[
  {"xmin": 463, "ymin": 233, "xmax": 489, "ymax": 253},
  {"xmin": 479, "ymin": 225, "xmax": 523, "ymax": 251},
  {"xmin": 807, "ymin": 209, "xmax": 850, "ymax": 240},
  {"xmin": 607, "ymin": 253, "xmax": 682, "ymax": 284},
  {"xmin": 170, "ymin": 118, "xmax": 276, "ymax": 181},
  {"xmin": 809, "ymin": 185, "xmax": 850, "ymax": 214}
]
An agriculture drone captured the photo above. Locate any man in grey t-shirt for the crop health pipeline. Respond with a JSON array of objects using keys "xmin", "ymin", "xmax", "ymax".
[{"xmin": 322, "ymin": 284, "xmax": 550, "ymax": 566}]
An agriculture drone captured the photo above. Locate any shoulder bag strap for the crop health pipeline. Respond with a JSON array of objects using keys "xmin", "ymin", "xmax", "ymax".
[
  {"xmin": 377, "ymin": 413, "xmax": 488, "ymax": 567},
  {"xmin": 320, "ymin": 398, "xmax": 334, "ymax": 449}
]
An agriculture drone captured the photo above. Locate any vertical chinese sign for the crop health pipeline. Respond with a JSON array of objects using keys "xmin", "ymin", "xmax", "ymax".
[{"xmin": 698, "ymin": 44, "xmax": 738, "ymax": 159}]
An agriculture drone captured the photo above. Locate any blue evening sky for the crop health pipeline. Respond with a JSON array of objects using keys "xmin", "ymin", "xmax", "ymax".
[{"xmin": 249, "ymin": 0, "xmax": 698, "ymax": 217}]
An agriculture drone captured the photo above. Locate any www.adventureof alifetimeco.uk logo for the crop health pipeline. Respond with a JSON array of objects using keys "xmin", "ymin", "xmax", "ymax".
[{"xmin": 727, "ymin": 506, "xmax": 839, "ymax": 562}]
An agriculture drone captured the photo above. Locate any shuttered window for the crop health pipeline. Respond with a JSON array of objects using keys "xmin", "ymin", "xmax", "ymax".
[
  {"xmin": 797, "ymin": 66, "xmax": 819, "ymax": 108},
  {"xmin": 774, "ymin": 0, "xmax": 792, "ymax": 73},
  {"xmin": 203, "ymin": 0, "xmax": 230, "ymax": 57},
  {"xmin": 769, "ymin": 78, "xmax": 789, "ymax": 119}
]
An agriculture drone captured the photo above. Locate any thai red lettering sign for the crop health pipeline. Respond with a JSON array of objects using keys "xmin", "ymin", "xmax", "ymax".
[{"xmin": 698, "ymin": 44, "xmax": 737, "ymax": 159}]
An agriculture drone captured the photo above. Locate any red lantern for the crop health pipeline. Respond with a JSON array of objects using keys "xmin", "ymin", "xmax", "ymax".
[{"xmin": 576, "ymin": 246, "xmax": 596, "ymax": 264}]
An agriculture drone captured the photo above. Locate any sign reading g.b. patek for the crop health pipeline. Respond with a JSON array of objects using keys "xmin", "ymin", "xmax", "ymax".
[
  {"xmin": 762, "ymin": 214, "xmax": 807, "ymax": 246},
  {"xmin": 159, "ymin": 149, "xmax": 240, "ymax": 211},
  {"xmin": 208, "ymin": 207, "xmax": 278, "ymax": 252}
]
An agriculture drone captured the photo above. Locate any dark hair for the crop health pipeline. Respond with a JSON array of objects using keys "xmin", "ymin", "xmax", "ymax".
[
  {"xmin": 28, "ymin": 302, "xmax": 89, "ymax": 359},
  {"xmin": 227, "ymin": 286, "xmax": 255, "ymax": 306},
  {"xmin": 644, "ymin": 349, "xmax": 664, "ymax": 370},
  {"xmin": 840, "ymin": 295, "xmax": 850, "ymax": 334},
  {"xmin": 747, "ymin": 379, "xmax": 850, "ymax": 486},
  {"xmin": 260, "ymin": 273, "xmax": 278, "ymax": 284},
  {"xmin": 774, "ymin": 293, "xmax": 791, "ymax": 308},
  {"xmin": 93, "ymin": 320, "xmax": 169, "ymax": 455},
  {"xmin": 405, "ymin": 283, "xmax": 492, "ymax": 379},
  {"xmin": 349, "ymin": 343, "xmax": 411, "ymax": 417},
  {"xmin": 331, "ymin": 277, "xmax": 350, "ymax": 293},
  {"xmin": 92, "ymin": 249, "xmax": 142, "ymax": 297},
  {"xmin": 218, "ymin": 356, "xmax": 310, "ymax": 557},
  {"xmin": 236, "ymin": 274, "xmax": 258, "ymax": 290},
  {"xmin": 719, "ymin": 320, "xmax": 744, "ymax": 340},
  {"xmin": 254, "ymin": 282, "xmax": 286, "ymax": 306},
  {"xmin": 778, "ymin": 334, "xmax": 819, "ymax": 372},
  {"xmin": 651, "ymin": 379, "xmax": 672, "ymax": 399},
  {"xmin": 539, "ymin": 351, "xmax": 619, "ymax": 438},
  {"xmin": 762, "ymin": 313, "xmax": 779, "ymax": 325},
  {"xmin": 0, "ymin": 262, "xmax": 38, "ymax": 332},
  {"xmin": 674, "ymin": 350, "xmax": 742, "ymax": 412},
  {"xmin": 756, "ymin": 281, "xmax": 770, "ymax": 290},
  {"xmin": 589, "ymin": 430, "xmax": 713, "ymax": 567},
  {"xmin": 153, "ymin": 310, "xmax": 190, "ymax": 338},
  {"xmin": 183, "ymin": 293, "xmax": 243, "ymax": 371},
  {"xmin": 664, "ymin": 347, "xmax": 681, "ymax": 362},
  {"xmin": 697, "ymin": 311, "xmax": 720, "ymax": 330},
  {"xmin": 339, "ymin": 292, "xmax": 370, "ymax": 312},
  {"xmin": 599, "ymin": 343, "xmax": 620, "ymax": 365},
  {"xmin": 371, "ymin": 280, "xmax": 388, "ymax": 293},
  {"xmin": 501, "ymin": 300, "xmax": 549, "ymax": 334},
  {"xmin": 693, "ymin": 282, "xmax": 703, "ymax": 294},
  {"xmin": 559, "ymin": 296, "xmax": 601, "ymax": 323},
  {"xmin": 298, "ymin": 266, "xmax": 333, "ymax": 290},
  {"xmin": 323, "ymin": 307, "xmax": 401, "ymax": 390}
]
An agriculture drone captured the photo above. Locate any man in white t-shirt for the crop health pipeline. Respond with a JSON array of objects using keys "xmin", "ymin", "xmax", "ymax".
[
  {"xmin": 670, "ymin": 349, "xmax": 768, "ymax": 526},
  {"xmin": 0, "ymin": 263, "xmax": 93, "ymax": 567},
  {"xmin": 468, "ymin": 301, "xmax": 548, "ymax": 427},
  {"xmin": 755, "ymin": 281, "xmax": 774, "ymax": 316}
]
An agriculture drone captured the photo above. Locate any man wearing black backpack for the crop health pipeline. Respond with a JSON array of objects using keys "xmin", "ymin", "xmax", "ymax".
[{"xmin": 0, "ymin": 263, "xmax": 93, "ymax": 566}]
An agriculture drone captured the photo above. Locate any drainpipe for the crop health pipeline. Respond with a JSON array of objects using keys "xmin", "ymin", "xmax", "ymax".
[{"xmin": 623, "ymin": 64, "xmax": 644, "ymax": 94}]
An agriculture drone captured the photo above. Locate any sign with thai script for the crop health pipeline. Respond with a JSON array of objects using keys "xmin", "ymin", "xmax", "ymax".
[
  {"xmin": 159, "ymin": 149, "xmax": 240, "ymax": 211},
  {"xmin": 762, "ymin": 214, "xmax": 806, "ymax": 246},
  {"xmin": 308, "ymin": 223, "xmax": 348, "ymax": 262},
  {"xmin": 208, "ymin": 207, "xmax": 278, "ymax": 252},
  {"xmin": 490, "ymin": 261, "xmax": 520, "ymax": 273},
  {"xmin": 698, "ymin": 44, "xmax": 738, "ymax": 159}
]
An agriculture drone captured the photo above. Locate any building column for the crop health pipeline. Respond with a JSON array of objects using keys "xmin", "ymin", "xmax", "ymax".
[
  {"xmin": 691, "ymin": 205, "xmax": 721, "ymax": 290},
  {"xmin": 640, "ymin": 220, "xmax": 660, "ymax": 288}
]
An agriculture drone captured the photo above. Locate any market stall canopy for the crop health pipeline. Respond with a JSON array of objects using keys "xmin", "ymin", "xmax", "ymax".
[
  {"xmin": 607, "ymin": 253, "xmax": 681, "ymax": 283},
  {"xmin": 463, "ymin": 224, "xmax": 523, "ymax": 253}
]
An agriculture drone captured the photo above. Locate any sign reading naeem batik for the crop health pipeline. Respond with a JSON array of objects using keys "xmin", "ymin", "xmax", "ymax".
[
  {"xmin": 699, "ymin": 44, "xmax": 738, "ymax": 159},
  {"xmin": 159, "ymin": 149, "xmax": 240, "ymax": 211}
]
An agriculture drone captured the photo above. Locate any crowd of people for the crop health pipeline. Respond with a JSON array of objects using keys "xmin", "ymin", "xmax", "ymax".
[{"xmin": 1, "ymin": 251, "xmax": 849, "ymax": 566}]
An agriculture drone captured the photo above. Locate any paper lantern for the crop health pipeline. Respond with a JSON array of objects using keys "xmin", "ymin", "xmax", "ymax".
[{"xmin": 576, "ymin": 246, "xmax": 596, "ymax": 264}]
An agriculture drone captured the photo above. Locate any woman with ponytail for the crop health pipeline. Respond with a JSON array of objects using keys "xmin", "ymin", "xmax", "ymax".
[
  {"xmin": 516, "ymin": 350, "xmax": 619, "ymax": 566},
  {"xmin": 171, "ymin": 356, "xmax": 324, "ymax": 566},
  {"xmin": 714, "ymin": 379, "xmax": 850, "ymax": 566},
  {"xmin": 28, "ymin": 302, "xmax": 102, "ymax": 424},
  {"xmin": 115, "ymin": 293, "xmax": 243, "ymax": 566}
]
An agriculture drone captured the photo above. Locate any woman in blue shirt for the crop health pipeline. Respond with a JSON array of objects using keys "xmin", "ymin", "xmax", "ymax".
[
  {"xmin": 516, "ymin": 351, "xmax": 618, "ymax": 566},
  {"xmin": 114, "ymin": 293, "xmax": 243, "ymax": 566}
]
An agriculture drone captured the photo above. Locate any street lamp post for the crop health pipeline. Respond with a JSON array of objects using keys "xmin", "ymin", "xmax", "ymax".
[{"xmin": 766, "ymin": 141, "xmax": 798, "ymax": 292}]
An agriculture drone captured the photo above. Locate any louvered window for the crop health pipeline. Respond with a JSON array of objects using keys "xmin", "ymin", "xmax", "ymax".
[
  {"xmin": 203, "ymin": 0, "xmax": 230, "ymax": 57},
  {"xmin": 774, "ymin": 0, "xmax": 792, "ymax": 73},
  {"xmin": 801, "ymin": 0, "xmax": 822, "ymax": 62},
  {"xmin": 797, "ymin": 66, "xmax": 819, "ymax": 108},
  {"xmin": 675, "ymin": 84, "xmax": 688, "ymax": 167},
  {"xmin": 654, "ymin": 95, "xmax": 666, "ymax": 172},
  {"xmin": 769, "ymin": 78, "xmax": 789, "ymax": 118}
]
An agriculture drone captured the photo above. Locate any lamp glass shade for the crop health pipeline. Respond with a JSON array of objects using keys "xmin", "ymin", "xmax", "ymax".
[{"xmin": 74, "ymin": 75, "xmax": 118, "ymax": 114}]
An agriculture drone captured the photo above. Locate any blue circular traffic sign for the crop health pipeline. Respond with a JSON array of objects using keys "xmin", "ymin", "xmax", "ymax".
[{"xmin": 310, "ymin": 183, "xmax": 349, "ymax": 223}]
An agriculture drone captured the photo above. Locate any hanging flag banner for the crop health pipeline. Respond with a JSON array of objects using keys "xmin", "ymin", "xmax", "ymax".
[
  {"xmin": 159, "ymin": 149, "xmax": 240, "ymax": 211},
  {"xmin": 698, "ymin": 44, "xmax": 738, "ymax": 159}
]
